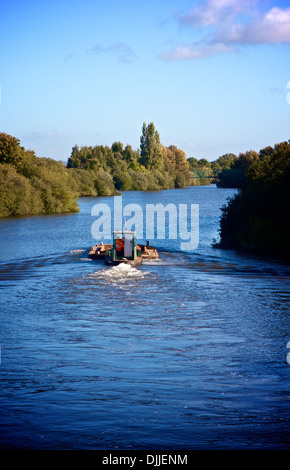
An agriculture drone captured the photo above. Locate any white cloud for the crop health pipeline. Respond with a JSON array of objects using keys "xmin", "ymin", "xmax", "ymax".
[
  {"xmin": 160, "ymin": 42, "xmax": 236, "ymax": 60},
  {"xmin": 215, "ymin": 7, "xmax": 290, "ymax": 44},
  {"xmin": 179, "ymin": 0, "xmax": 257, "ymax": 27},
  {"xmin": 161, "ymin": 2, "xmax": 290, "ymax": 60}
]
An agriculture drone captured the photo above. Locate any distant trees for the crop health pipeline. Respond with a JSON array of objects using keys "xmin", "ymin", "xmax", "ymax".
[
  {"xmin": 6, "ymin": 121, "xmax": 267, "ymax": 218},
  {"xmin": 215, "ymin": 153, "xmax": 238, "ymax": 170},
  {"xmin": 187, "ymin": 157, "xmax": 199, "ymax": 169},
  {"xmin": 0, "ymin": 123, "xmax": 196, "ymax": 217},
  {"xmin": 188, "ymin": 157, "xmax": 212, "ymax": 170},
  {"xmin": 216, "ymin": 150, "xmax": 259, "ymax": 188},
  {"xmin": 187, "ymin": 149, "xmax": 261, "ymax": 189},
  {"xmin": 186, "ymin": 149, "xmax": 276, "ymax": 188},
  {"xmin": 67, "ymin": 122, "xmax": 191, "ymax": 195}
]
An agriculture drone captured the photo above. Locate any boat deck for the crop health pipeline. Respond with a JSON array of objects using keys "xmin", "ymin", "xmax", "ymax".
[{"xmin": 88, "ymin": 242, "xmax": 159, "ymax": 262}]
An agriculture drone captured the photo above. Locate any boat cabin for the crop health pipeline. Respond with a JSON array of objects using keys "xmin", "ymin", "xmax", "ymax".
[{"xmin": 109, "ymin": 230, "xmax": 141, "ymax": 263}]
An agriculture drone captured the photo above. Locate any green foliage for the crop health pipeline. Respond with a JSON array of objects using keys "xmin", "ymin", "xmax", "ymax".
[
  {"xmin": 216, "ymin": 151, "xmax": 259, "ymax": 188},
  {"xmin": 198, "ymin": 158, "xmax": 211, "ymax": 168},
  {"xmin": 0, "ymin": 164, "xmax": 39, "ymax": 216},
  {"xmin": 30, "ymin": 158, "xmax": 79, "ymax": 214},
  {"xmin": 0, "ymin": 132, "xmax": 79, "ymax": 217},
  {"xmin": 113, "ymin": 171, "xmax": 133, "ymax": 191},
  {"xmin": 68, "ymin": 168, "xmax": 99, "ymax": 197},
  {"xmin": 217, "ymin": 140, "xmax": 290, "ymax": 259},
  {"xmin": 94, "ymin": 169, "xmax": 120, "ymax": 196},
  {"xmin": 127, "ymin": 169, "xmax": 160, "ymax": 191},
  {"xmin": 140, "ymin": 122, "xmax": 164, "ymax": 170},
  {"xmin": 187, "ymin": 157, "xmax": 199, "ymax": 170},
  {"xmin": 151, "ymin": 169, "xmax": 175, "ymax": 190},
  {"xmin": 0, "ymin": 123, "xmax": 196, "ymax": 217},
  {"xmin": 189, "ymin": 167, "xmax": 213, "ymax": 186},
  {"xmin": 67, "ymin": 123, "xmax": 192, "ymax": 194},
  {"xmin": 186, "ymin": 151, "xmax": 263, "ymax": 187},
  {"xmin": 0, "ymin": 133, "xmax": 24, "ymax": 166},
  {"xmin": 215, "ymin": 153, "xmax": 238, "ymax": 170},
  {"xmin": 186, "ymin": 153, "xmax": 241, "ymax": 185},
  {"xmin": 164, "ymin": 145, "xmax": 191, "ymax": 188}
]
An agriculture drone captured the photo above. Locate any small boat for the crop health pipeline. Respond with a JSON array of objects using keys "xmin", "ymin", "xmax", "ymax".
[{"xmin": 88, "ymin": 230, "xmax": 159, "ymax": 266}]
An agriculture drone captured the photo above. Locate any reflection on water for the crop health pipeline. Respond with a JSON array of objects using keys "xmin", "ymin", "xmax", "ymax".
[{"xmin": 0, "ymin": 186, "xmax": 290, "ymax": 450}]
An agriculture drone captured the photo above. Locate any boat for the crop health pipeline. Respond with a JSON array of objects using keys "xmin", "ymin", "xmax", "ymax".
[{"xmin": 88, "ymin": 230, "xmax": 159, "ymax": 266}]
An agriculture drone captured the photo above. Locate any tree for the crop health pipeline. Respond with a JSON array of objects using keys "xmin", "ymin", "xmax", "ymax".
[
  {"xmin": 217, "ymin": 140, "xmax": 290, "ymax": 259},
  {"xmin": 187, "ymin": 157, "xmax": 199, "ymax": 170},
  {"xmin": 259, "ymin": 146, "xmax": 274, "ymax": 160},
  {"xmin": 198, "ymin": 158, "xmax": 211, "ymax": 168},
  {"xmin": 217, "ymin": 150, "xmax": 260, "ymax": 188},
  {"xmin": 111, "ymin": 141, "xmax": 124, "ymax": 154},
  {"xmin": 67, "ymin": 145, "xmax": 80, "ymax": 168},
  {"xmin": 163, "ymin": 146, "xmax": 176, "ymax": 175},
  {"xmin": 140, "ymin": 122, "xmax": 164, "ymax": 170},
  {"xmin": 216, "ymin": 153, "xmax": 238, "ymax": 169},
  {"xmin": 0, "ymin": 132, "xmax": 36, "ymax": 169},
  {"xmin": 113, "ymin": 171, "xmax": 133, "ymax": 191},
  {"xmin": 235, "ymin": 150, "xmax": 260, "ymax": 169},
  {"xmin": 167, "ymin": 145, "xmax": 191, "ymax": 188}
]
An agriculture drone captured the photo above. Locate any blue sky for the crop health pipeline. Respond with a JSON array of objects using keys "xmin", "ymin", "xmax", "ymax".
[{"xmin": 1, "ymin": 0, "xmax": 290, "ymax": 162}]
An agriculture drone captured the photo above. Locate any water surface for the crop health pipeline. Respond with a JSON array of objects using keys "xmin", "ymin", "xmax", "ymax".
[{"xmin": 1, "ymin": 186, "xmax": 290, "ymax": 449}]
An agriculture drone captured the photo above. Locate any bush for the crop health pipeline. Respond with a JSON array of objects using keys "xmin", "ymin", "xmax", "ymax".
[
  {"xmin": 0, "ymin": 164, "xmax": 42, "ymax": 216},
  {"xmin": 94, "ymin": 169, "xmax": 120, "ymax": 196}
]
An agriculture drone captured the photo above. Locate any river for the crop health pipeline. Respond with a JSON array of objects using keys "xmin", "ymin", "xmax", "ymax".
[{"xmin": 0, "ymin": 185, "xmax": 290, "ymax": 450}]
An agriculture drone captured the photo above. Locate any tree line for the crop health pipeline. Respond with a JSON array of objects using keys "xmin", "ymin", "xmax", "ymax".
[
  {"xmin": 0, "ymin": 123, "xmax": 193, "ymax": 217},
  {"xmin": 67, "ymin": 122, "xmax": 192, "ymax": 196},
  {"xmin": 0, "ymin": 121, "xmax": 271, "ymax": 219},
  {"xmin": 187, "ymin": 151, "xmax": 262, "ymax": 187},
  {"xmin": 1, "ymin": 127, "xmax": 289, "ymax": 261}
]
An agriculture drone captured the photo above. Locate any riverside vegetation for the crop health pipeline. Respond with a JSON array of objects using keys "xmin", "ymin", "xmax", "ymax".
[
  {"xmin": 0, "ymin": 132, "xmax": 79, "ymax": 217},
  {"xmin": 1, "ymin": 126, "xmax": 289, "ymax": 260},
  {"xmin": 0, "ymin": 123, "xmax": 187, "ymax": 217},
  {"xmin": 0, "ymin": 122, "xmax": 225, "ymax": 217}
]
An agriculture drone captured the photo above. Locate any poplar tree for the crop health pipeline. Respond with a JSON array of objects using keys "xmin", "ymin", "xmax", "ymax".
[{"xmin": 140, "ymin": 122, "xmax": 163, "ymax": 170}]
